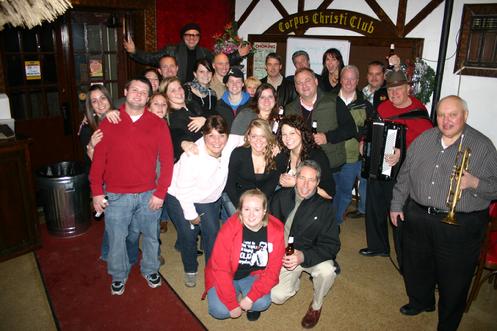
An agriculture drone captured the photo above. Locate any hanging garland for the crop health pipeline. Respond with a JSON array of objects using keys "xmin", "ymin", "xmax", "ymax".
[{"xmin": 0, "ymin": 0, "xmax": 72, "ymax": 30}]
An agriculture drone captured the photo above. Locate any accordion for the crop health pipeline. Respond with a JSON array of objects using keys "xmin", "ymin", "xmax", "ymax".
[{"xmin": 361, "ymin": 120, "xmax": 406, "ymax": 180}]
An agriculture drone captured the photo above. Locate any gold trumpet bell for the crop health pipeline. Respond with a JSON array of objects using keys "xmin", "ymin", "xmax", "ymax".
[{"xmin": 442, "ymin": 211, "xmax": 459, "ymax": 225}]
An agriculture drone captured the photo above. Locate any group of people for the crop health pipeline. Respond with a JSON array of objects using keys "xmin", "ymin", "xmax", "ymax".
[{"xmin": 79, "ymin": 22, "xmax": 497, "ymax": 331}]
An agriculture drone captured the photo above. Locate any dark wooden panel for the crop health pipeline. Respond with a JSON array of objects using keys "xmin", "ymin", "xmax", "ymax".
[{"xmin": 0, "ymin": 139, "xmax": 40, "ymax": 262}]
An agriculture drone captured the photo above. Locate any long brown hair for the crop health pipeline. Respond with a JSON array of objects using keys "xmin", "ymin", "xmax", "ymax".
[
  {"xmin": 243, "ymin": 118, "xmax": 276, "ymax": 172},
  {"xmin": 160, "ymin": 77, "xmax": 185, "ymax": 111},
  {"xmin": 250, "ymin": 83, "xmax": 279, "ymax": 122},
  {"xmin": 85, "ymin": 85, "xmax": 114, "ymax": 131},
  {"xmin": 276, "ymin": 114, "xmax": 319, "ymax": 162}
]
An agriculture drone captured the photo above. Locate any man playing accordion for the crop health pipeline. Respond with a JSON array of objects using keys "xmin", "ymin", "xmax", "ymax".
[{"xmin": 359, "ymin": 70, "xmax": 432, "ymax": 258}]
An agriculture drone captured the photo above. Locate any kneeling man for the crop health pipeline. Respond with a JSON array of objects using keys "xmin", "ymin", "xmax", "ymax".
[{"xmin": 269, "ymin": 160, "xmax": 340, "ymax": 329}]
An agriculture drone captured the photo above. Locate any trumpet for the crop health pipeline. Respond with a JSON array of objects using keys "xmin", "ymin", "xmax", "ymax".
[{"xmin": 442, "ymin": 144, "xmax": 471, "ymax": 225}]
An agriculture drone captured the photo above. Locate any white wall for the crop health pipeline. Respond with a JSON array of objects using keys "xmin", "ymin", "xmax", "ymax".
[{"xmin": 236, "ymin": 0, "xmax": 497, "ymax": 145}]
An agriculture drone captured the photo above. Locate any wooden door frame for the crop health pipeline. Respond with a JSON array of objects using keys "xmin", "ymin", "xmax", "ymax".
[
  {"xmin": 0, "ymin": 0, "xmax": 156, "ymax": 170},
  {"xmin": 62, "ymin": 1, "xmax": 156, "ymax": 165}
]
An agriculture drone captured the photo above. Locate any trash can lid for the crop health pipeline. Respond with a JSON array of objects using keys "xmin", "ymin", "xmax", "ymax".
[{"xmin": 37, "ymin": 161, "xmax": 85, "ymax": 178}]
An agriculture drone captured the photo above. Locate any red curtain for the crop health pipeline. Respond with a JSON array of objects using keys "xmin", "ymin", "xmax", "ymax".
[{"xmin": 155, "ymin": 0, "xmax": 234, "ymax": 50}]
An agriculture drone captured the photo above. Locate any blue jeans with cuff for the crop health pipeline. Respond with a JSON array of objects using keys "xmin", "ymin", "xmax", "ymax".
[{"xmin": 105, "ymin": 190, "xmax": 161, "ymax": 282}]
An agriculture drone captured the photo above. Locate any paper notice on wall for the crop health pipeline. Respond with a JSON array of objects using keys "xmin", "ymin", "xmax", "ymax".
[
  {"xmin": 253, "ymin": 42, "xmax": 277, "ymax": 79},
  {"xmin": 25, "ymin": 61, "xmax": 41, "ymax": 80},
  {"xmin": 285, "ymin": 37, "xmax": 351, "ymax": 76}
]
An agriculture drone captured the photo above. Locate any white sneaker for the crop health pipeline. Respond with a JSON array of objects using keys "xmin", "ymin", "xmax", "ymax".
[
  {"xmin": 144, "ymin": 273, "xmax": 162, "ymax": 288},
  {"xmin": 111, "ymin": 278, "xmax": 127, "ymax": 295},
  {"xmin": 184, "ymin": 272, "xmax": 197, "ymax": 287}
]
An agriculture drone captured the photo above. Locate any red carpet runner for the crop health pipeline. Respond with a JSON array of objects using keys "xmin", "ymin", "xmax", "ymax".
[{"xmin": 35, "ymin": 221, "xmax": 206, "ymax": 331}]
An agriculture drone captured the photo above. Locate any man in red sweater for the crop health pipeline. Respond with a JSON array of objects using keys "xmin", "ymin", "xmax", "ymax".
[
  {"xmin": 359, "ymin": 70, "xmax": 432, "ymax": 258},
  {"xmin": 90, "ymin": 77, "xmax": 174, "ymax": 295}
]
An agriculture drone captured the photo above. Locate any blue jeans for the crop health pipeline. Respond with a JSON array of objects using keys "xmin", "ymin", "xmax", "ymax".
[
  {"xmin": 101, "ymin": 228, "xmax": 139, "ymax": 265},
  {"xmin": 220, "ymin": 192, "xmax": 236, "ymax": 222},
  {"xmin": 166, "ymin": 194, "xmax": 221, "ymax": 273},
  {"xmin": 333, "ymin": 161, "xmax": 362, "ymax": 224},
  {"xmin": 105, "ymin": 190, "xmax": 161, "ymax": 281},
  {"xmin": 208, "ymin": 275, "xmax": 272, "ymax": 319}
]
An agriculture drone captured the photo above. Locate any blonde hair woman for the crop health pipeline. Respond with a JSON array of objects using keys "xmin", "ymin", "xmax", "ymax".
[{"xmin": 224, "ymin": 119, "xmax": 286, "ymax": 216}]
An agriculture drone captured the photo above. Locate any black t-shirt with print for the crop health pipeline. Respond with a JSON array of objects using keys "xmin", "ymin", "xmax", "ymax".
[{"xmin": 234, "ymin": 225, "xmax": 269, "ymax": 280}]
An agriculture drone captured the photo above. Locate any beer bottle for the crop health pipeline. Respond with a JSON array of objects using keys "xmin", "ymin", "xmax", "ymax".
[
  {"xmin": 312, "ymin": 120, "xmax": 318, "ymax": 134},
  {"xmin": 286, "ymin": 236, "xmax": 295, "ymax": 256},
  {"xmin": 386, "ymin": 44, "xmax": 395, "ymax": 70}
]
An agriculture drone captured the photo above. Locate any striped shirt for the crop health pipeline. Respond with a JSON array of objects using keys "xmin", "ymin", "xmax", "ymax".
[{"xmin": 391, "ymin": 124, "xmax": 497, "ymax": 213}]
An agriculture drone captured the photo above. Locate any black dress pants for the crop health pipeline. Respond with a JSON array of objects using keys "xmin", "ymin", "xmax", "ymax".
[
  {"xmin": 365, "ymin": 178, "xmax": 395, "ymax": 253},
  {"xmin": 403, "ymin": 200, "xmax": 488, "ymax": 331}
]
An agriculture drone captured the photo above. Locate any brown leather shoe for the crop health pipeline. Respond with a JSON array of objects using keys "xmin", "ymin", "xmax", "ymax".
[
  {"xmin": 301, "ymin": 304, "xmax": 322, "ymax": 329},
  {"xmin": 160, "ymin": 222, "xmax": 168, "ymax": 233}
]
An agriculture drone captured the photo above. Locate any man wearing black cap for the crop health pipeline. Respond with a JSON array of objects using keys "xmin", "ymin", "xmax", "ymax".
[
  {"xmin": 124, "ymin": 23, "xmax": 250, "ymax": 83},
  {"xmin": 215, "ymin": 67, "xmax": 251, "ymax": 129},
  {"xmin": 359, "ymin": 70, "xmax": 432, "ymax": 258}
]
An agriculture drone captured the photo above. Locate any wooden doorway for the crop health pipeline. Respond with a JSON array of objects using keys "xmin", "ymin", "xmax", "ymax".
[
  {"xmin": 0, "ymin": 20, "xmax": 74, "ymax": 171},
  {"xmin": 0, "ymin": 10, "xmax": 132, "ymax": 171}
]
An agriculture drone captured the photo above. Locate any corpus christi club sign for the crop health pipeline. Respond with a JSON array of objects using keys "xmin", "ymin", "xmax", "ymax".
[{"xmin": 265, "ymin": 9, "xmax": 391, "ymax": 36}]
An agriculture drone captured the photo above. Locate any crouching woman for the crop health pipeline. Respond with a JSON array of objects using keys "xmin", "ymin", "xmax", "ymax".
[{"xmin": 204, "ymin": 189, "xmax": 285, "ymax": 321}]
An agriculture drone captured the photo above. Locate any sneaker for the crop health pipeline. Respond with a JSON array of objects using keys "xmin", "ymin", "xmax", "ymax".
[
  {"xmin": 247, "ymin": 310, "xmax": 261, "ymax": 321},
  {"xmin": 334, "ymin": 260, "xmax": 341, "ymax": 275},
  {"xmin": 111, "ymin": 279, "xmax": 126, "ymax": 295},
  {"xmin": 347, "ymin": 210, "xmax": 366, "ymax": 219},
  {"xmin": 144, "ymin": 273, "xmax": 162, "ymax": 288},
  {"xmin": 184, "ymin": 272, "xmax": 197, "ymax": 288}
]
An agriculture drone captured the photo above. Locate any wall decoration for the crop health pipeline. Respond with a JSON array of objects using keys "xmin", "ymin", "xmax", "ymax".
[
  {"xmin": 25, "ymin": 61, "xmax": 41, "ymax": 80},
  {"xmin": 252, "ymin": 42, "xmax": 277, "ymax": 79}
]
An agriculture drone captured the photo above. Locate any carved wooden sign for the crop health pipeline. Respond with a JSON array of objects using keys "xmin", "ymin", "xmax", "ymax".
[{"xmin": 264, "ymin": 9, "xmax": 395, "ymax": 37}]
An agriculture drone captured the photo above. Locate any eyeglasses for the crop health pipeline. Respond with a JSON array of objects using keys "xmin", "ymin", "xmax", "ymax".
[{"xmin": 184, "ymin": 33, "xmax": 200, "ymax": 38}]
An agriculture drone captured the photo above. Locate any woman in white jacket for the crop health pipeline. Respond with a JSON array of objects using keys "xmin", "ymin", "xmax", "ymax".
[{"xmin": 166, "ymin": 115, "xmax": 243, "ymax": 288}]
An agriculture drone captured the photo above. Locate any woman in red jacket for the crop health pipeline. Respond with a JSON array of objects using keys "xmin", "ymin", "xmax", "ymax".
[{"xmin": 204, "ymin": 189, "xmax": 285, "ymax": 321}]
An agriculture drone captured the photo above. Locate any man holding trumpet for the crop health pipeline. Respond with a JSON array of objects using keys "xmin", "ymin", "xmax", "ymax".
[{"xmin": 390, "ymin": 95, "xmax": 497, "ymax": 330}]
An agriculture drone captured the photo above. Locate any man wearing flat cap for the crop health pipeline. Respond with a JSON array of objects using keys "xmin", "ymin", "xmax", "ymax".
[
  {"xmin": 359, "ymin": 70, "xmax": 432, "ymax": 259},
  {"xmin": 124, "ymin": 23, "xmax": 250, "ymax": 83}
]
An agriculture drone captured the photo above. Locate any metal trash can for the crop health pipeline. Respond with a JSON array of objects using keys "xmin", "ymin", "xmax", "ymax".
[{"xmin": 37, "ymin": 161, "xmax": 91, "ymax": 237}]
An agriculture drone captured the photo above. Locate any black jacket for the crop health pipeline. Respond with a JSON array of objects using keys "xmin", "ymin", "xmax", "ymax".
[
  {"xmin": 215, "ymin": 98, "xmax": 250, "ymax": 131},
  {"xmin": 270, "ymin": 188, "xmax": 340, "ymax": 267},
  {"xmin": 260, "ymin": 76, "xmax": 297, "ymax": 107},
  {"xmin": 168, "ymin": 107, "xmax": 202, "ymax": 161},
  {"xmin": 225, "ymin": 146, "xmax": 287, "ymax": 204}
]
